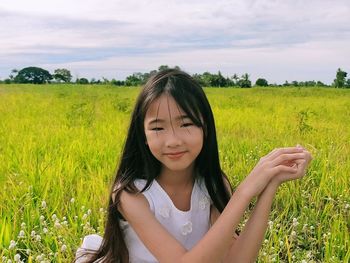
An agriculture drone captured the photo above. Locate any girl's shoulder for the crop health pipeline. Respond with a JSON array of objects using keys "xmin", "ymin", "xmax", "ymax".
[
  {"xmin": 133, "ymin": 178, "xmax": 149, "ymax": 191},
  {"xmin": 75, "ymin": 234, "xmax": 103, "ymax": 262},
  {"xmin": 80, "ymin": 234, "xmax": 103, "ymax": 250}
]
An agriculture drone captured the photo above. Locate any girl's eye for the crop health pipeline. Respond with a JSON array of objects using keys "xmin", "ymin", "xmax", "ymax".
[
  {"xmin": 181, "ymin": 123, "xmax": 194, "ymax": 128},
  {"xmin": 151, "ymin": 127, "xmax": 163, "ymax": 131}
]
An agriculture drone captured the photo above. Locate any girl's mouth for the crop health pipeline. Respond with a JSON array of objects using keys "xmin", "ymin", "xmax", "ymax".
[{"xmin": 164, "ymin": 151, "xmax": 186, "ymax": 159}]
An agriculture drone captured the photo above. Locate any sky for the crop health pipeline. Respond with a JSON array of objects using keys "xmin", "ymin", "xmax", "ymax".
[{"xmin": 0, "ymin": 0, "xmax": 349, "ymax": 84}]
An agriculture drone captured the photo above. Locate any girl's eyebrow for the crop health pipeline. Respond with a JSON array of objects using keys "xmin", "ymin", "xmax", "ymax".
[{"xmin": 147, "ymin": 115, "xmax": 190, "ymax": 125}]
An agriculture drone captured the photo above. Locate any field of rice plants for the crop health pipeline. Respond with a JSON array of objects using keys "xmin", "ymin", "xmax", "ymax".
[{"xmin": 0, "ymin": 84, "xmax": 349, "ymax": 262}]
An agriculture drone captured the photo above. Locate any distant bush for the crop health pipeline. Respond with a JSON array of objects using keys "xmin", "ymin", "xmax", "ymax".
[
  {"xmin": 76, "ymin": 78, "xmax": 89, "ymax": 84},
  {"xmin": 255, "ymin": 78, "xmax": 268, "ymax": 87}
]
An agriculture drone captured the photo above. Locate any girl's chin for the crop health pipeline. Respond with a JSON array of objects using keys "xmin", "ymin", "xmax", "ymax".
[{"xmin": 161, "ymin": 163, "xmax": 194, "ymax": 173}]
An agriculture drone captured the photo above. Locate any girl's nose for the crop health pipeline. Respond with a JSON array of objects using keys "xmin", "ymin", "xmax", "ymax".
[{"xmin": 165, "ymin": 130, "xmax": 183, "ymax": 148}]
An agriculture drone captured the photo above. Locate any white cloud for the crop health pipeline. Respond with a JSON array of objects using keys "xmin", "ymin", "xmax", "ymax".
[
  {"xmin": 0, "ymin": 0, "xmax": 349, "ymax": 83},
  {"xmin": 36, "ymin": 39, "xmax": 347, "ymax": 84}
]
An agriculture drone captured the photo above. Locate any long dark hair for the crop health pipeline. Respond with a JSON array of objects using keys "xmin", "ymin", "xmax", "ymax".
[{"xmin": 82, "ymin": 69, "xmax": 231, "ymax": 262}]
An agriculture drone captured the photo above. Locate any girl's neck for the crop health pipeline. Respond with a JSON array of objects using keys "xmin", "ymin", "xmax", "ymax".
[{"xmin": 157, "ymin": 165, "xmax": 196, "ymax": 190}]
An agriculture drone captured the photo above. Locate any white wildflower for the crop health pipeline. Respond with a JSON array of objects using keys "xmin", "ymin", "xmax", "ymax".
[
  {"xmin": 36, "ymin": 234, "xmax": 41, "ymax": 242},
  {"xmin": 9, "ymin": 240, "xmax": 16, "ymax": 249},
  {"xmin": 43, "ymin": 228, "xmax": 48, "ymax": 234},
  {"xmin": 18, "ymin": 230, "xmax": 25, "ymax": 238},
  {"xmin": 61, "ymin": 244, "xmax": 67, "ymax": 252},
  {"xmin": 87, "ymin": 209, "xmax": 92, "ymax": 215},
  {"xmin": 21, "ymin": 222, "xmax": 26, "ymax": 229},
  {"xmin": 52, "ymin": 214, "xmax": 57, "ymax": 221},
  {"xmin": 70, "ymin": 198, "xmax": 75, "ymax": 203},
  {"xmin": 31, "ymin": 230, "xmax": 36, "ymax": 237},
  {"xmin": 39, "ymin": 215, "xmax": 45, "ymax": 221},
  {"xmin": 306, "ymin": 251, "xmax": 313, "ymax": 258},
  {"xmin": 41, "ymin": 201, "xmax": 47, "ymax": 209},
  {"xmin": 268, "ymin": 220, "xmax": 273, "ymax": 230},
  {"xmin": 292, "ymin": 218, "xmax": 299, "ymax": 227},
  {"xmin": 14, "ymin": 254, "xmax": 21, "ymax": 262},
  {"xmin": 54, "ymin": 221, "xmax": 62, "ymax": 229}
]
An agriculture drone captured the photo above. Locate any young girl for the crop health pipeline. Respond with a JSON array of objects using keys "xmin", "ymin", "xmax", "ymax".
[{"xmin": 76, "ymin": 69, "xmax": 312, "ymax": 263}]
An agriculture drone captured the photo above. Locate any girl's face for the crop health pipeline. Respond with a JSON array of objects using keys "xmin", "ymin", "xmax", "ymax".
[{"xmin": 144, "ymin": 94, "xmax": 203, "ymax": 175}]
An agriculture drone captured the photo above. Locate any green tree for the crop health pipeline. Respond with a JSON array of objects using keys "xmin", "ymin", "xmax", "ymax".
[
  {"xmin": 110, "ymin": 79, "xmax": 125, "ymax": 86},
  {"xmin": 291, "ymin": 81, "xmax": 299, "ymax": 87},
  {"xmin": 201, "ymin": 72, "xmax": 212, "ymax": 87},
  {"xmin": 255, "ymin": 78, "xmax": 268, "ymax": 87},
  {"xmin": 8, "ymin": 69, "xmax": 18, "ymax": 82},
  {"xmin": 231, "ymin": 74, "xmax": 239, "ymax": 86},
  {"xmin": 283, "ymin": 81, "xmax": 290, "ymax": 87},
  {"xmin": 125, "ymin": 73, "xmax": 142, "ymax": 86},
  {"xmin": 345, "ymin": 78, "xmax": 350, "ymax": 88},
  {"xmin": 316, "ymin": 81, "xmax": 326, "ymax": 87},
  {"xmin": 102, "ymin": 77, "xmax": 110, "ymax": 84},
  {"xmin": 238, "ymin": 73, "xmax": 252, "ymax": 88},
  {"xmin": 14, "ymin": 67, "xmax": 52, "ymax": 84},
  {"xmin": 76, "ymin": 78, "xmax": 89, "ymax": 84},
  {"xmin": 333, "ymin": 68, "xmax": 347, "ymax": 88},
  {"xmin": 53, "ymin": 68, "xmax": 72, "ymax": 82},
  {"xmin": 158, "ymin": 65, "xmax": 169, "ymax": 72},
  {"xmin": 217, "ymin": 71, "xmax": 228, "ymax": 87}
]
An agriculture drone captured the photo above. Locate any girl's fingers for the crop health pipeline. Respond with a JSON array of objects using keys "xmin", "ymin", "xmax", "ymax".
[
  {"xmin": 264, "ymin": 147, "xmax": 304, "ymax": 161},
  {"xmin": 281, "ymin": 157, "xmax": 307, "ymax": 167},
  {"xmin": 272, "ymin": 164, "xmax": 298, "ymax": 174},
  {"xmin": 270, "ymin": 152, "xmax": 307, "ymax": 167}
]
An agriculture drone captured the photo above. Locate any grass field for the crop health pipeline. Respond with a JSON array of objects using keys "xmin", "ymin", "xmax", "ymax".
[{"xmin": 0, "ymin": 84, "xmax": 349, "ymax": 262}]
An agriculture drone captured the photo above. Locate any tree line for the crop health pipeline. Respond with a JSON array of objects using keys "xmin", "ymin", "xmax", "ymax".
[{"xmin": 1, "ymin": 65, "xmax": 349, "ymax": 88}]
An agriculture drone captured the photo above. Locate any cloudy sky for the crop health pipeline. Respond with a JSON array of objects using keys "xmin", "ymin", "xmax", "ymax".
[{"xmin": 1, "ymin": 0, "xmax": 349, "ymax": 84}]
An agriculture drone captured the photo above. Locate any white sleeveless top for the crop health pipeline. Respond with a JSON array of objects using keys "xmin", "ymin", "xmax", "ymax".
[{"xmin": 76, "ymin": 177, "xmax": 212, "ymax": 263}]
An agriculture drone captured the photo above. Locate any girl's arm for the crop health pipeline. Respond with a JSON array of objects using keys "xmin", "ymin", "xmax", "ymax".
[
  {"xmin": 222, "ymin": 180, "xmax": 279, "ymax": 263},
  {"xmin": 119, "ymin": 184, "xmax": 253, "ymax": 263},
  {"xmin": 118, "ymin": 147, "xmax": 307, "ymax": 263},
  {"xmin": 222, "ymin": 147, "xmax": 312, "ymax": 262}
]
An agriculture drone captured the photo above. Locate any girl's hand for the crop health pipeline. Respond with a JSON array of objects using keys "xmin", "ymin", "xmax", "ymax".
[
  {"xmin": 237, "ymin": 147, "xmax": 306, "ymax": 199},
  {"xmin": 270, "ymin": 145, "xmax": 312, "ymax": 186}
]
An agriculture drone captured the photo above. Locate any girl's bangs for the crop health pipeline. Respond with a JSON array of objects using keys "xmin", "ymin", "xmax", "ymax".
[{"xmin": 168, "ymin": 86, "xmax": 204, "ymax": 128}]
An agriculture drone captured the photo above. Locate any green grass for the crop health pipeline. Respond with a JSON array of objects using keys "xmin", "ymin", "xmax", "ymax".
[{"xmin": 0, "ymin": 84, "xmax": 349, "ymax": 262}]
